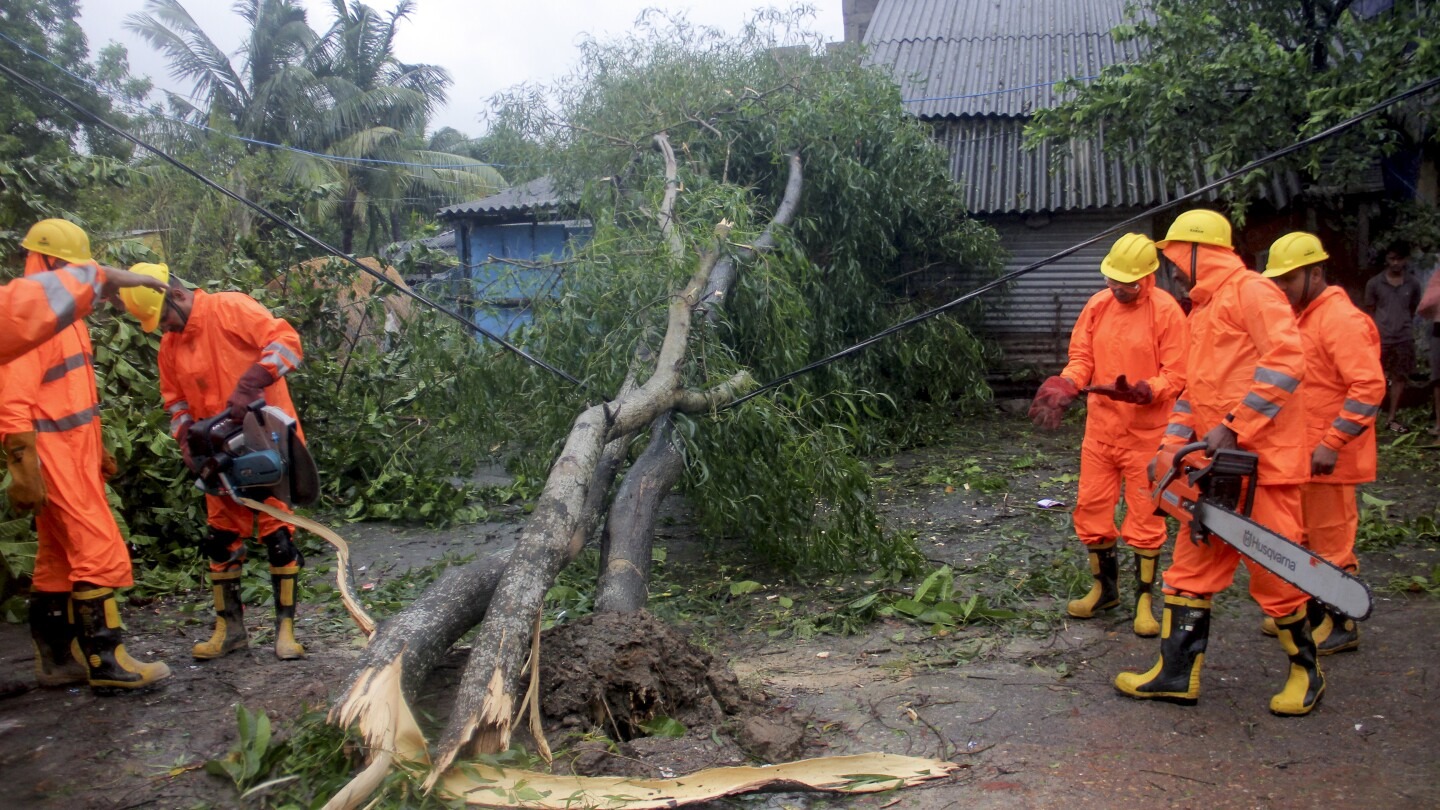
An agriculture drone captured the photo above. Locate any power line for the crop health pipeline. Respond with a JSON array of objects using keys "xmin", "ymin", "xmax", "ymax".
[
  {"xmin": 726, "ymin": 73, "xmax": 1440, "ymax": 409},
  {"xmin": 0, "ymin": 56, "xmax": 591, "ymax": 391},
  {"xmin": 0, "ymin": 29, "xmax": 531, "ymax": 173}
]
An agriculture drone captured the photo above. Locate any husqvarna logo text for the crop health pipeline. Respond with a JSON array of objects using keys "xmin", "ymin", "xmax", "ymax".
[{"xmin": 1242, "ymin": 529, "xmax": 1296, "ymax": 572}]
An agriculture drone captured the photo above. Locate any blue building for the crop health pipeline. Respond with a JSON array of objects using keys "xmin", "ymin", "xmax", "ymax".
[{"xmin": 436, "ymin": 177, "xmax": 590, "ymax": 338}]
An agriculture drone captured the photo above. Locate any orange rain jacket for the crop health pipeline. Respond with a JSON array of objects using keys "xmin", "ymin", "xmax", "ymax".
[
  {"xmin": 1160, "ymin": 245, "xmax": 1308, "ymax": 485},
  {"xmin": 0, "ymin": 264, "xmax": 132, "ymax": 592},
  {"xmin": 1294, "ymin": 285, "xmax": 1385, "ymax": 483},
  {"xmin": 1060, "ymin": 275, "xmax": 1190, "ymax": 451},
  {"xmin": 158, "ymin": 289, "xmax": 304, "ymax": 441},
  {"xmin": 0, "ymin": 262, "xmax": 105, "ymax": 366},
  {"xmin": 159, "ymin": 290, "xmax": 304, "ymax": 541}
]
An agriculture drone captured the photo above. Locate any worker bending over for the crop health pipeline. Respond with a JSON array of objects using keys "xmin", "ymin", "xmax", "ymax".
[{"xmin": 123, "ymin": 264, "xmax": 308, "ymax": 661}]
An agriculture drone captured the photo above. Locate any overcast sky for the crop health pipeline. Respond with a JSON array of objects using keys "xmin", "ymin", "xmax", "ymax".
[{"xmin": 77, "ymin": 1, "xmax": 846, "ymax": 136}]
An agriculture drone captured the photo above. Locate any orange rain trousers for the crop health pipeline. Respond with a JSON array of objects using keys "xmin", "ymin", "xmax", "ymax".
[
  {"xmin": 1075, "ymin": 441, "xmax": 1166, "ymax": 549},
  {"xmin": 1162, "ymin": 485, "xmax": 1310, "ymax": 617},
  {"xmin": 0, "ymin": 259, "xmax": 103, "ymax": 366},
  {"xmin": 0, "ymin": 303, "xmax": 132, "ymax": 591},
  {"xmin": 206, "ymin": 493, "xmax": 294, "ymax": 572},
  {"xmin": 1301, "ymin": 482, "xmax": 1359, "ymax": 572}
]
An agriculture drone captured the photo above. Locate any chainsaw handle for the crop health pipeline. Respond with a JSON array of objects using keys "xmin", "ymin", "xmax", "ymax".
[{"xmin": 1152, "ymin": 441, "xmax": 1209, "ymax": 494}]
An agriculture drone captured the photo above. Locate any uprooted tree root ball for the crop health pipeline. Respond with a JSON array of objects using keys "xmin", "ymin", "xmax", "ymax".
[{"xmin": 536, "ymin": 610, "xmax": 809, "ymax": 775}]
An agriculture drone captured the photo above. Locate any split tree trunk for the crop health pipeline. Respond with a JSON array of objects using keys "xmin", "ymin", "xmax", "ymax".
[
  {"xmin": 330, "ymin": 140, "xmax": 801, "ymax": 796},
  {"xmin": 595, "ymin": 415, "xmax": 684, "ymax": 613}
]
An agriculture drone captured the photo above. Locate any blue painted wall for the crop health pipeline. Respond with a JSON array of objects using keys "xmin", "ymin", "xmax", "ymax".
[{"xmin": 456, "ymin": 221, "xmax": 591, "ymax": 338}]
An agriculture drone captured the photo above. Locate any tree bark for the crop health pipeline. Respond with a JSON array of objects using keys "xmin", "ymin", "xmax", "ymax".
[{"xmin": 595, "ymin": 415, "xmax": 684, "ymax": 613}]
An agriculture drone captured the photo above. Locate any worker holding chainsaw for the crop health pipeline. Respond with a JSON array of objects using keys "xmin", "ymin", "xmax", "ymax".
[
  {"xmin": 1, "ymin": 219, "xmax": 172, "ymax": 693},
  {"xmin": 1261, "ymin": 232, "xmax": 1384, "ymax": 655},
  {"xmin": 1114, "ymin": 209, "xmax": 1328, "ymax": 716},
  {"xmin": 1028, "ymin": 233, "xmax": 1188, "ymax": 637},
  {"xmin": 121, "ymin": 264, "xmax": 309, "ymax": 661}
]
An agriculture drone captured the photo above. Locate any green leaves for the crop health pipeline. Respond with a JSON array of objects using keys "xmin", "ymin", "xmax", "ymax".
[{"xmin": 205, "ymin": 705, "xmax": 282, "ymax": 790}]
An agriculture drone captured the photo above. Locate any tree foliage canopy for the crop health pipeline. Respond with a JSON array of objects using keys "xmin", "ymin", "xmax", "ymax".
[
  {"xmin": 480, "ymin": 9, "xmax": 1005, "ymax": 571},
  {"xmin": 1027, "ymin": 0, "xmax": 1440, "ymax": 208}
]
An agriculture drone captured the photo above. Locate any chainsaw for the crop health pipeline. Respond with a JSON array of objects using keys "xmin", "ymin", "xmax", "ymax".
[
  {"xmin": 186, "ymin": 401, "xmax": 319, "ymax": 508},
  {"xmin": 1150, "ymin": 441, "xmax": 1372, "ymax": 620}
]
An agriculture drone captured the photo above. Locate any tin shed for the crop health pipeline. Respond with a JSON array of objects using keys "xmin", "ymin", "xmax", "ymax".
[{"xmin": 436, "ymin": 177, "xmax": 591, "ymax": 337}]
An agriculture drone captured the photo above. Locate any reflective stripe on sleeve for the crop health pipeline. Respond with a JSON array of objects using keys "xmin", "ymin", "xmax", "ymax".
[
  {"xmin": 1242, "ymin": 391, "xmax": 1281, "ymax": 420},
  {"xmin": 1165, "ymin": 424, "xmax": 1197, "ymax": 439},
  {"xmin": 171, "ymin": 413, "xmax": 193, "ymax": 437},
  {"xmin": 1173, "ymin": 399, "xmax": 1192, "ymax": 414},
  {"xmin": 1254, "ymin": 367, "xmax": 1300, "ymax": 393},
  {"xmin": 34, "ymin": 405, "xmax": 99, "ymax": 433},
  {"xmin": 41, "ymin": 352, "xmax": 93, "ymax": 383},
  {"xmin": 1342, "ymin": 398, "xmax": 1381, "ymax": 418},
  {"xmin": 1333, "ymin": 417, "xmax": 1366, "ymax": 436},
  {"xmin": 261, "ymin": 343, "xmax": 300, "ymax": 374},
  {"xmin": 32, "ymin": 273, "xmax": 80, "ymax": 332}
]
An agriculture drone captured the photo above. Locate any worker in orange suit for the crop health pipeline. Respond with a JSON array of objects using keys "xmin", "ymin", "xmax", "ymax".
[
  {"xmin": 1, "ymin": 222, "xmax": 167, "ymax": 366},
  {"xmin": 1, "ymin": 219, "xmax": 171, "ymax": 693},
  {"xmin": 1028, "ymin": 233, "xmax": 1188, "ymax": 637},
  {"xmin": 121, "ymin": 263, "xmax": 307, "ymax": 661},
  {"xmin": 1113, "ymin": 209, "xmax": 1324, "ymax": 716},
  {"xmin": 1261, "ymin": 232, "xmax": 1384, "ymax": 655}
]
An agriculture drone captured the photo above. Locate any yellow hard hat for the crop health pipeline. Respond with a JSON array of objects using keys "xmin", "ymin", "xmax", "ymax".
[
  {"xmin": 1100, "ymin": 233, "xmax": 1160, "ymax": 283},
  {"xmin": 1155, "ymin": 209, "xmax": 1233, "ymax": 249},
  {"xmin": 121, "ymin": 263, "xmax": 170, "ymax": 333},
  {"xmin": 21, "ymin": 219, "xmax": 92, "ymax": 264},
  {"xmin": 1262, "ymin": 232, "xmax": 1329, "ymax": 278}
]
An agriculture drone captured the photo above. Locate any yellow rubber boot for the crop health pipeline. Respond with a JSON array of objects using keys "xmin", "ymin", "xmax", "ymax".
[
  {"xmin": 1115, "ymin": 595, "xmax": 1210, "ymax": 705},
  {"xmin": 1269, "ymin": 606, "xmax": 1325, "ymax": 716},
  {"xmin": 1315, "ymin": 603, "xmax": 1359, "ymax": 655},
  {"xmin": 72, "ymin": 586, "xmax": 171, "ymax": 691},
  {"xmin": 193, "ymin": 570, "xmax": 249, "ymax": 660},
  {"xmin": 1132, "ymin": 548, "xmax": 1162, "ymax": 638},
  {"xmin": 271, "ymin": 564, "xmax": 305, "ymax": 660},
  {"xmin": 29, "ymin": 592, "xmax": 87, "ymax": 686},
  {"xmin": 1067, "ymin": 541, "xmax": 1120, "ymax": 618},
  {"xmin": 1260, "ymin": 616, "xmax": 1278, "ymax": 636}
]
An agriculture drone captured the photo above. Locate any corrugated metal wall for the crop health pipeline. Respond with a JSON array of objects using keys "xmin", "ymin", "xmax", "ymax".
[
  {"xmin": 969, "ymin": 210, "xmax": 1154, "ymax": 379},
  {"xmin": 456, "ymin": 222, "xmax": 590, "ymax": 337}
]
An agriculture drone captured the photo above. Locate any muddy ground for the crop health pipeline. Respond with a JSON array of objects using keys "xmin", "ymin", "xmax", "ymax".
[{"xmin": 1, "ymin": 408, "xmax": 1437, "ymax": 809}]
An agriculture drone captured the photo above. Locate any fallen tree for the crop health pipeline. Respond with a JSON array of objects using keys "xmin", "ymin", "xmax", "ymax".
[{"xmin": 321, "ymin": 11, "xmax": 1006, "ymax": 804}]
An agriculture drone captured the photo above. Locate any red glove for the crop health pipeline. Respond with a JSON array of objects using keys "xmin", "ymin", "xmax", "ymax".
[
  {"xmin": 1028, "ymin": 376, "xmax": 1079, "ymax": 430},
  {"xmin": 1086, "ymin": 374, "xmax": 1155, "ymax": 405},
  {"xmin": 100, "ymin": 448, "xmax": 118, "ymax": 480},
  {"xmin": 227, "ymin": 364, "xmax": 275, "ymax": 420}
]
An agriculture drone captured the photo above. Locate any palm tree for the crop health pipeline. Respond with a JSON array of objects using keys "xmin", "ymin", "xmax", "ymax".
[
  {"xmin": 126, "ymin": 0, "xmax": 319, "ymax": 144},
  {"xmin": 292, "ymin": 0, "xmax": 502, "ymax": 253},
  {"xmin": 127, "ymin": 0, "xmax": 503, "ymax": 255}
]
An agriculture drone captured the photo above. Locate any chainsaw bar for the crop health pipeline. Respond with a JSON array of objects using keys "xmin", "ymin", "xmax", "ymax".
[{"xmin": 1193, "ymin": 501, "xmax": 1373, "ymax": 620}]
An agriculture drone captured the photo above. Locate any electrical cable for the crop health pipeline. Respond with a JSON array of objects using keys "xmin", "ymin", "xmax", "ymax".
[
  {"xmin": 0, "ymin": 56, "xmax": 591, "ymax": 391},
  {"xmin": 0, "ymin": 29, "xmax": 526, "ymax": 172},
  {"xmin": 725, "ymin": 73, "xmax": 1440, "ymax": 409}
]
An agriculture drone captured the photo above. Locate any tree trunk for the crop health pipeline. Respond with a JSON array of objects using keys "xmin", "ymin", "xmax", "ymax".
[
  {"xmin": 595, "ymin": 415, "xmax": 684, "ymax": 613},
  {"xmin": 332, "ymin": 138, "xmax": 795, "ymax": 794}
]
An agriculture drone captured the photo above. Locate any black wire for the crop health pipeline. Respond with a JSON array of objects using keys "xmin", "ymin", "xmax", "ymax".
[
  {"xmin": 724, "ymin": 73, "xmax": 1440, "ymax": 410},
  {"xmin": 0, "ymin": 57, "xmax": 592, "ymax": 391}
]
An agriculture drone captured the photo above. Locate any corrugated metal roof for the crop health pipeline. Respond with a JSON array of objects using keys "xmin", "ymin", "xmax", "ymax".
[
  {"xmin": 933, "ymin": 118, "xmax": 1301, "ymax": 216},
  {"xmin": 864, "ymin": 0, "xmax": 1144, "ymax": 118},
  {"xmin": 934, "ymin": 117, "xmax": 1171, "ymax": 214},
  {"xmin": 437, "ymin": 176, "xmax": 562, "ymax": 219}
]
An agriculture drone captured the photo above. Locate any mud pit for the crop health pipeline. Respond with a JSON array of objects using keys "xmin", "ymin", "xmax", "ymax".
[{"xmin": 0, "ymin": 409, "xmax": 1437, "ymax": 808}]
